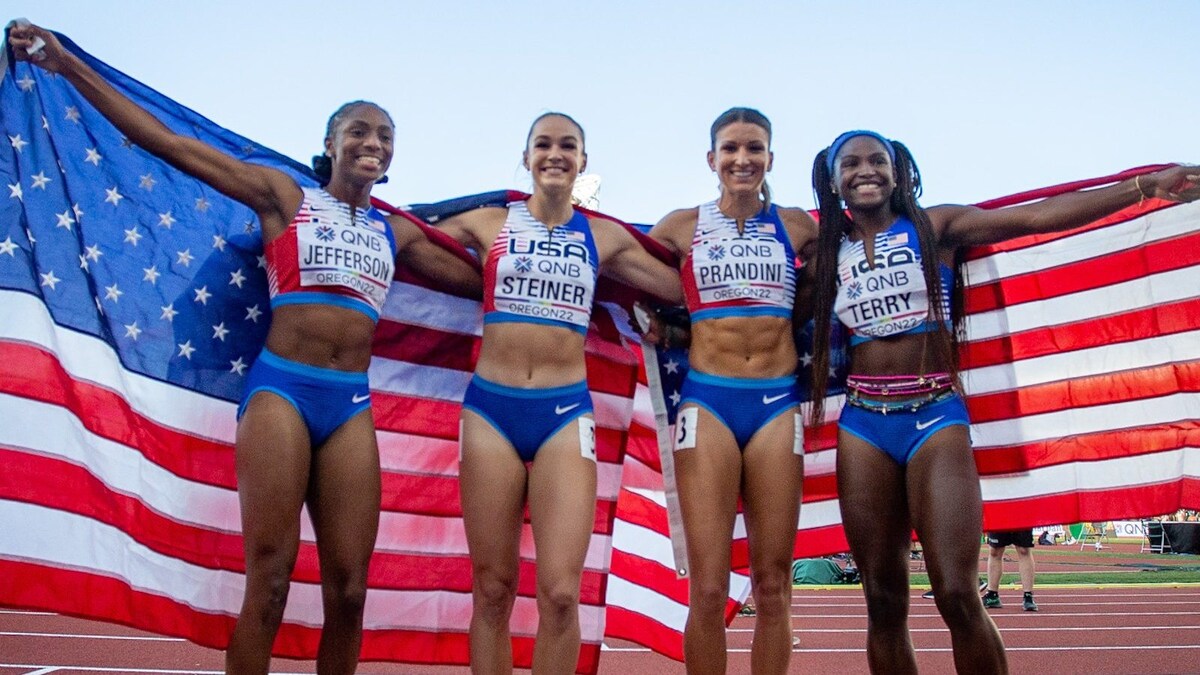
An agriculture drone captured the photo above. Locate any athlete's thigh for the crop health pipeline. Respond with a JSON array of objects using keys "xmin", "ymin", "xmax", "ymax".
[
  {"xmin": 459, "ymin": 409, "xmax": 528, "ymax": 568},
  {"xmin": 306, "ymin": 409, "xmax": 381, "ymax": 570},
  {"xmin": 235, "ymin": 392, "xmax": 313, "ymax": 544},
  {"xmin": 905, "ymin": 425, "xmax": 981, "ymax": 583},
  {"xmin": 527, "ymin": 415, "xmax": 598, "ymax": 577},
  {"xmin": 741, "ymin": 408, "xmax": 803, "ymax": 572},
  {"xmin": 673, "ymin": 404, "xmax": 743, "ymax": 577},
  {"xmin": 836, "ymin": 429, "xmax": 912, "ymax": 578}
]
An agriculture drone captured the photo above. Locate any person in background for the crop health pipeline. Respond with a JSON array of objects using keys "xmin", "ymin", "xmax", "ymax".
[{"xmin": 984, "ymin": 530, "xmax": 1038, "ymax": 611}]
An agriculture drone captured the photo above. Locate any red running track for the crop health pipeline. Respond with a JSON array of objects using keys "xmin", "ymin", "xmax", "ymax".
[{"xmin": 3, "ymin": 586, "xmax": 1199, "ymax": 673}]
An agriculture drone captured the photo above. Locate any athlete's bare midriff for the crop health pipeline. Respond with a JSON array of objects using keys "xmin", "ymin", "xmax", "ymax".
[
  {"xmin": 263, "ymin": 303, "xmax": 377, "ymax": 372},
  {"xmin": 688, "ymin": 315, "xmax": 796, "ymax": 378},
  {"xmin": 474, "ymin": 322, "xmax": 588, "ymax": 387}
]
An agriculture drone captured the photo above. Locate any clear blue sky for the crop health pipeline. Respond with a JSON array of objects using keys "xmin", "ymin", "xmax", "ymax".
[{"xmin": 14, "ymin": 1, "xmax": 1200, "ymax": 224}]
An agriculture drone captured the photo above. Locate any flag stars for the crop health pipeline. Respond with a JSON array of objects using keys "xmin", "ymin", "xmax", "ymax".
[
  {"xmin": 40, "ymin": 270, "xmax": 61, "ymax": 290},
  {"xmin": 16, "ymin": 75, "xmax": 35, "ymax": 92},
  {"xmin": 139, "ymin": 173, "xmax": 156, "ymax": 190},
  {"xmin": 8, "ymin": 134, "xmax": 29, "ymax": 153},
  {"xmin": 244, "ymin": 304, "xmax": 262, "ymax": 322},
  {"xmin": 72, "ymin": 204, "xmax": 84, "ymax": 221},
  {"xmin": 663, "ymin": 359, "xmax": 680, "ymax": 374},
  {"xmin": 800, "ymin": 352, "xmax": 813, "ymax": 367},
  {"xmin": 79, "ymin": 254, "xmax": 90, "ymax": 271},
  {"xmin": 669, "ymin": 390, "xmax": 682, "ymax": 407},
  {"xmin": 212, "ymin": 234, "xmax": 226, "ymax": 251},
  {"xmin": 160, "ymin": 303, "xmax": 178, "ymax": 321},
  {"xmin": 105, "ymin": 186, "xmax": 124, "ymax": 206},
  {"xmin": 124, "ymin": 227, "xmax": 143, "ymax": 246},
  {"xmin": 41, "ymin": 116, "xmax": 49, "ymax": 131},
  {"xmin": 8, "ymin": 183, "xmax": 22, "ymax": 200},
  {"xmin": 256, "ymin": 255, "xmax": 266, "ymax": 269},
  {"xmin": 244, "ymin": 220, "xmax": 256, "ymax": 234},
  {"xmin": 95, "ymin": 297, "xmax": 105, "ymax": 315},
  {"xmin": 230, "ymin": 357, "xmax": 248, "ymax": 375},
  {"xmin": 193, "ymin": 285, "xmax": 212, "ymax": 305},
  {"xmin": 65, "ymin": 106, "xmax": 82, "ymax": 123},
  {"xmin": 104, "ymin": 283, "xmax": 123, "ymax": 302},
  {"xmin": 158, "ymin": 211, "xmax": 176, "ymax": 229},
  {"xmin": 85, "ymin": 244, "xmax": 103, "ymax": 262},
  {"xmin": 212, "ymin": 322, "xmax": 230, "ymax": 341},
  {"xmin": 176, "ymin": 249, "xmax": 194, "ymax": 266},
  {"xmin": 124, "ymin": 322, "xmax": 142, "ymax": 341},
  {"xmin": 0, "ymin": 237, "xmax": 18, "ymax": 256},
  {"xmin": 177, "ymin": 340, "xmax": 196, "ymax": 360},
  {"xmin": 84, "ymin": 148, "xmax": 103, "ymax": 166},
  {"xmin": 56, "ymin": 210, "xmax": 76, "ymax": 230},
  {"xmin": 195, "ymin": 197, "xmax": 211, "ymax": 213},
  {"xmin": 229, "ymin": 268, "xmax": 246, "ymax": 288},
  {"xmin": 31, "ymin": 172, "xmax": 51, "ymax": 190},
  {"xmin": 120, "ymin": 137, "xmax": 135, "ymax": 149},
  {"xmin": 143, "ymin": 265, "xmax": 160, "ymax": 284}
]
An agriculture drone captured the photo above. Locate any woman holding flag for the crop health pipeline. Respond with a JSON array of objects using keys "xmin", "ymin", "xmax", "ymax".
[
  {"xmin": 806, "ymin": 129, "xmax": 1199, "ymax": 674},
  {"xmin": 645, "ymin": 107, "xmax": 818, "ymax": 675},
  {"xmin": 9, "ymin": 23, "xmax": 481, "ymax": 674},
  {"xmin": 433, "ymin": 112, "xmax": 683, "ymax": 673}
]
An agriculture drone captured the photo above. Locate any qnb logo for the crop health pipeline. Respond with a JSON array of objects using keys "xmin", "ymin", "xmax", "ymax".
[
  {"xmin": 706, "ymin": 244, "xmax": 726, "ymax": 261},
  {"xmin": 509, "ymin": 238, "xmax": 590, "ymax": 263},
  {"xmin": 846, "ymin": 280, "xmax": 864, "ymax": 300},
  {"xmin": 514, "ymin": 256, "xmax": 533, "ymax": 274},
  {"xmin": 314, "ymin": 225, "xmax": 336, "ymax": 242}
]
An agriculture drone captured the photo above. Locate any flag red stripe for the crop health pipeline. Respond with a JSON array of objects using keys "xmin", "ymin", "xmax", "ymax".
[
  {"xmin": 973, "ymin": 423, "xmax": 1199, "ymax": 474},
  {"xmin": 963, "ymin": 230, "xmax": 1200, "ymax": 313},
  {"xmin": 981, "ymin": 480, "xmax": 1198, "ymax": 530},
  {"xmin": 961, "ymin": 298, "xmax": 1200, "ymax": 369},
  {"xmin": 965, "ymin": 361, "xmax": 1200, "ymax": 424}
]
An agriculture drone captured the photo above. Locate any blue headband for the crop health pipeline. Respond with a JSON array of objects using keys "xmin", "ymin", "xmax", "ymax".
[{"xmin": 826, "ymin": 130, "xmax": 896, "ymax": 175}]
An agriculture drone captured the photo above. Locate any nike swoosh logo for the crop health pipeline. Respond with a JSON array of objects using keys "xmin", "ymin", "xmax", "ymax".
[
  {"xmin": 915, "ymin": 415, "xmax": 945, "ymax": 431},
  {"xmin": 555, "ymin": 403, "xmax": 581, "ymax": 415},
  {"xmin": 351, "ymin": 393, "xmax": 370, "ymax": 404},
  {"xmin": 762, "ymin": 392, "xmax": 790, "ymax": 405}
]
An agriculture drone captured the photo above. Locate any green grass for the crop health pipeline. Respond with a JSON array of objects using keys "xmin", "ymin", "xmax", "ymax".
[{"xmin": 908, "ymin": 569, "xmax": 1200, "ymax": 586}]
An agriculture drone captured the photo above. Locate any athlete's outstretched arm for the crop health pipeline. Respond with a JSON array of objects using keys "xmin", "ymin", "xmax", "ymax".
[
  {"xmin": 593, "ymin": 217, "xmax": 683, "ymax": 304},
  {"xmin": 8, "ymin": 23, "xmax": 299, "ymax": 224},
  {"xmin": 389, "ymin": 216, "xmax": 483, "ymax": 299},
  {"xmin": 935, "ymin": 165, "xmax": 1200, "ymax": 247}
]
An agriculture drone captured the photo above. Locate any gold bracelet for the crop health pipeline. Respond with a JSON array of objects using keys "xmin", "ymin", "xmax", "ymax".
[{"xmin": 1135, "ymin": 175, "xmax": 1149, "ymax": 205}]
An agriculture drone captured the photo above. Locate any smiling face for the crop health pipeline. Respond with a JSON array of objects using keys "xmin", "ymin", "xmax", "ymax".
[
  {"xmin": 523, "ymin": 114, "xmax": 586, "ymax": 194},
  {"xmin": 708, "ymin": 121, "xmax": 772, "ymax": 198},
  {"xmin": 324, "ymin": 103, "xmax": 394, "ymax": 186},
  {"xmin": 831, "ymin": 135, "xmax": 897, "ymax": 210}
]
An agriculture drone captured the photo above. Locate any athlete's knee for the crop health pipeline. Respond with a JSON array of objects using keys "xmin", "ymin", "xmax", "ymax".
[
  {"xmin": 536, "ymin": 575, "xmax": 582, "ymax": 624},
  {"xmin": 749, "ymin": 567, "xmax": 792, "ymax": 619},
  {"xmin": 689, "ymin": 575, "xmax": 732, "ymax": 618},
  {"xmin": 932, "ymin": 584, "xmax": 984, "ymax": 629},
  {"xmin": 472, "ymin": 565, "xmax": 519, "ymax": 618},
  {"xmin": 862, "ymin": 581, "xmax": 908, "ymax": 629},
  {"xmin": 320, "ymin": 567, "xmax": 369, "ymax": 619}
]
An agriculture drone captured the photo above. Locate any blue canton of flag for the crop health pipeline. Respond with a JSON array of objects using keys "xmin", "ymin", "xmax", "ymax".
[{"xmin": 0, "ymin": 33, "xmax": 317, "ymax": 402}]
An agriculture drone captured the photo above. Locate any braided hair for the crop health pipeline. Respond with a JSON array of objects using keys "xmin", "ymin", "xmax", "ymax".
[
  {"xmin": 806, "ymin": 136, "xmax": 965, "ymax": 427},
  {"xmin": 311, "ymin": 100, "xmax": 394, "ymax": 186},
  {"xmin": 710, "ymin": 107, "xmax": 773, "ymax": 209}
]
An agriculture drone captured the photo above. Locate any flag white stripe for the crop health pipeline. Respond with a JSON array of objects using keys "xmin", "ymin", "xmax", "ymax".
[
  {"xmin": 962, "ymin": 202, "xmax": 1200, "ymax": 285},
  {"xmin": 979, "ymin": 448, "xmax": 1200, "ymax": 500},
  {"xmin": 961, "ymin": 331, "xmax": 1200, "ymax": 394},
  {"xmin": 0, "ymin": 290, "xmax": 235, "ymax": 442},
  {"xmin": 969, "ymin": 392, "xmax": 1200, "ymax": 448},
  {"xmin": 964, "ymin": 266, "xmax": 1197, "ymax": 341}
]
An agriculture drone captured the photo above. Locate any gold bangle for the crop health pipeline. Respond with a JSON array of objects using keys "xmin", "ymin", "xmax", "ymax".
[{"xmin": 1135, "ymin": 175, "xmax": 1149, "ymax": 205}]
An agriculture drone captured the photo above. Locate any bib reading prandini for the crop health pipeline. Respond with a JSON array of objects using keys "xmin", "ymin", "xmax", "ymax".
[
  {"xmin": 683, "ymin": 201, "xmax": 796, "ymax": 322},
  {"xmin": 483, "ymin": 201, "xmax": 599, "ymax": 334}
]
